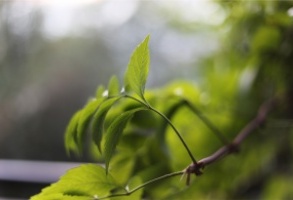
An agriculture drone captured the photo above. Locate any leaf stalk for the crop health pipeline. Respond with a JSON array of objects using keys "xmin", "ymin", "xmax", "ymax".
[
  {"xmin": 98, "ymin": 171, "xmax": 184, "ymax": 199},
  {"xmin": 125, "ymin": 94, "xmax": 197, "ymax": 164}
]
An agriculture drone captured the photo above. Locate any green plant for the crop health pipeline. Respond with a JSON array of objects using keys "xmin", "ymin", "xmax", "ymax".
[
  {"xmin": 31, "ymin": 34, "xmax": 277, "ymax": 200},
  {"xmin": 31, "ymin": 2, "xmax": 293, "ymax": 199}
]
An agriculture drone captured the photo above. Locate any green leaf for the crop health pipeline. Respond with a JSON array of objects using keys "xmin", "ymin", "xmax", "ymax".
[
  {"xmin": 76, "ymin": 98, "xmax": 104, "ymax": 152},
  {"xmin": 31, "ymin": 193, "xmax": 90, "ymax": 200},
  {"xmin": 96, "ymin": 85, "xmax": 105, "ymax": 98},
  {"xmin": 91, "ymin": 97, "xmax": 121, "ymax": 153},
  {"xmin": 124, "ymin": 35, "xmax": 150, "ymax": 101},
  {"xmin": 109, "ymin": 152, "xmax": 136, "ymax": 186},
  {"xmin": 65, "ymin": 110, "xmax": 82, "ymax": 155},
  {"xmin": 104, "ymin": 108, "xmax": 147, "ymax": 173},
  {"xmin": 31, "ymin": 164, "xmax": 118, "ymax": 200},
  {"xmin": 252, "ymin": 26, "xmax": 280, "ymax": 53},
  {"xmin": 108, "ymin": 75, "xmax": 120, "ymax": 97}
]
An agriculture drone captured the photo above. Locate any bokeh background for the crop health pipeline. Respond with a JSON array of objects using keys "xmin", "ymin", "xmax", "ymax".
[
  {"xmin": 1, "ymin": 0, "xmax": 293, "ymax": 199},
  {"xmin": 0, "ymin": 1, "xmax": 221, "ymax": 198},
  {"xmin": 0, "ymin": 0, "xmax": 220, "ymax": 161}
]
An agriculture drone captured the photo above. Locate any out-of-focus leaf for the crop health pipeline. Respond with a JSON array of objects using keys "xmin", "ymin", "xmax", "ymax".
[
  {"xmin": 109, "ymin": 152, "xmax": 136, "ymax": 186},
  {"xmin": 91, "ymin": 97, "xmax": 121, "ymax": 153},
  {"xmin": 31, "ymin": 164, "xmax": 118, "ymax": 200},
  {"xmin": 96, "ymin": 85, "xmax": 105, "ymax": 98},
  {"xmin": 65, "ymin": 110, "xmax": 82, "ymax": 155},
  {"xmin": 104, "ymin": 108, "xmax": 147, "ymax": 173},
  {"xmin": 262, "ymin": 175, "xmax": 293, "ymax": 200},
  {"xmin": 252, "ymin": 26, "xmax": 280, "ymax": 53},
  {"xmin": 76, "ymin": 99, "xmax": 103, "ymax": 152},
  {"xmin": 108, "ymin": 75, "xmax": 120, "ymax": 97},
  {"xmin": 124, "ymin": 35, "xmax": 150, "ymax": 101}
]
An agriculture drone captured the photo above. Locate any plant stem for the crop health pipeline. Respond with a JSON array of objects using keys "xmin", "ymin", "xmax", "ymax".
[
  {"xmin": 148, "ymin": 106, "xmax": 197, "ymax": 164},
  {"xmin": 98, "ymin": 171, "xmax": 184, "ymax": 200},
  {"xmin": 125, "ymin": 94, "xmax": 197, "ymax": 164},
  {"xmin": 198, "ymin": 98, "xmax": 276, "ymax": 166},
  {"xmin": 185, "ymin": 101, "xmax": 229, "ymax": 145}
]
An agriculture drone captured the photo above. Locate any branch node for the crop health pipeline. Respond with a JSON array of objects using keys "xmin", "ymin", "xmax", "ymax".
[
  {"xmin": 184, "ymin": 162, "xmax": 205, "ymax": 185},
  {"xmin": 228, "ymin": 142, "xmax": 240, "ymax": 154}
]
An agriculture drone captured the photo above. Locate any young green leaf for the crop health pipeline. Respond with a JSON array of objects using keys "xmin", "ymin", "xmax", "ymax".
[
  {"xmin": 91, "ymin": 97, "xmax": 121, "ymax": 153},
  {"xmin": 104, "ymin": 107, "xmax": 148, "ymax": 173},
  {"xmin": 65, "ymin": 110, "xmax": 82, "ymax": 155},
  {"xmin": 108, "ymin": 75, "xmax": 120, "ymax": 97},
  {"xmin": 31, "ymin": 164, "xmax": 118, "ymax": 200},
  {"xmin": 76, "ymin": 98, "xmax": 104, "ymax": 152},
  {"xmin": 124, "ymin": 35, "xmax": 150, "ymax": 101},
  {"xmin": 96, "ymin": 85, "xmax": 105, "ymax": 98}
]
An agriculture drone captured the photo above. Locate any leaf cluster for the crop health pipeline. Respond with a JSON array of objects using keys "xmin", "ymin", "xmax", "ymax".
[
  {"xmin": 33, "ymin": 34, "xmax": 210, "ymax": 200},
  {"xmin": 65, "ymin": 35, "xmax": 150, "ymax": 170},
  {"xmin": 33, "ymin": 35, "xmax": 194, "ymax": 199}
]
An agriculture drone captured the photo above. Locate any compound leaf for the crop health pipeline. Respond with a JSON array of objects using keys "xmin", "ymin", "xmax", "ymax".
[
  {"xmin": 104, "ymin": 108, "xmax": 147, "ymax": 173},
  {"xmin": 91, "ymin": 97, "xmax": 121, "ymax": 153},
  {"xmin": 124, "ymin": 35, "xmax": 150, "ymax": 101},
  {"xmin": 31, "ymin": 164, "xmax": 118, "ymax": 200}
]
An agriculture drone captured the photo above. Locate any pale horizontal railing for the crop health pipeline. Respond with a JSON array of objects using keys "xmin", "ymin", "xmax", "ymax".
[{"xmin": 0, "ymin": 159, "xmax": 100, "ymax": 183}]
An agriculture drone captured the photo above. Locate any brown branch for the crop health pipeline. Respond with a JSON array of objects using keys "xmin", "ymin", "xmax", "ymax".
[{"xmin": 185, "ymin": 97, "xmax": 276, "ymax": 181}]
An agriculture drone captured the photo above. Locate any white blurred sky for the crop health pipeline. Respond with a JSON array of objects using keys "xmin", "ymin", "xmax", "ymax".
[
  {"xmin": 2, "ymin": 0, "xmax": 225, "ymax": 87},
  {"xmin": 30, "ymin": 0, "xmax": 225, "ymax": 38}
]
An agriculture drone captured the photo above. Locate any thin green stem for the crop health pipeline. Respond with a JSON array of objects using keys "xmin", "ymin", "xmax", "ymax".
[
  {"xmin": 124, "ymin": 94, "xmax": 151, "ymax": 108},
  {"xmin": 185, "ymin": 101, "xmax": 230, "ymax": 145},
  {"xmin": 98, "ymin": 171, "xmax": 184, "ymax": 200},
  {"xmin": 124, "ymin": 94, "xmax": 197, "ymax": 164},
  {"xmin": 148, "ymin": 106, "xmax": 197, "ymax": 164}
]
